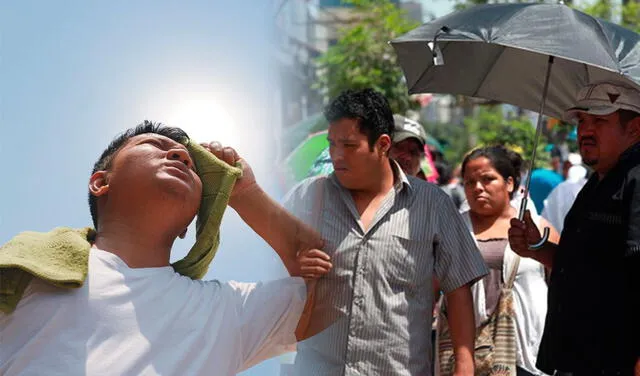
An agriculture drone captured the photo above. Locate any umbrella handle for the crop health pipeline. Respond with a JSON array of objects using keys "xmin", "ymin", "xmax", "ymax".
[
  {"xmin": 518, "ymin": 195, "xmax": 550, "ymax": 250},
  {"xmin": 529, "ymin": 227, "xmax": 550, "ymax": 250}
]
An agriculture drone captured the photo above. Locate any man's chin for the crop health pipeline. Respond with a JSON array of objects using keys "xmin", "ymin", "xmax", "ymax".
[
  {"xmin": 335, "ymin": 173, "xmax": 360, "ymax": 190},
  {"xmin": 157, "ymin": 177, "xmax": 200, "ymax": 205}
]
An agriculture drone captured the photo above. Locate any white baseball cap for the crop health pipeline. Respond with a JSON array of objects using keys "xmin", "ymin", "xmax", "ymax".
[
  {"xmin": 563, "ymin": 81, "xmax": 640, "ymax": 123},
  {"xmin": 392, "ymin": 114, "xmax": 427, "ymax": 147}
]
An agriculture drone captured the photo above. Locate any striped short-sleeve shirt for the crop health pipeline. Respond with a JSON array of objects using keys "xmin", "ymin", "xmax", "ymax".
[{"xmin": 284, "ymin": 162, "xmax": 489, "ymax": 375}]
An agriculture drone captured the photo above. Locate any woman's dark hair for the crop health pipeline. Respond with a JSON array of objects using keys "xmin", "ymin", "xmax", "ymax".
[{"xmin": 461, "ymin": 145, "xmax": 523, "ymax": 199}]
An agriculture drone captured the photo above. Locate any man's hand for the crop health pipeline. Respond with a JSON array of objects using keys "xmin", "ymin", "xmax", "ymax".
[
  {"xmin": 508, "ymin": 210, "xmax": 543, "ymax": 259},
  {"xmin": 200, "ymin": 141, "xmax": 258, "ymax": 204},
  {"xmin": 635, "ymin": 357, "xmax": 640, "ymax": 376},
  {"xmin": 200, "ymin": 141, "xmax": 328, "ymax": 280},
  {"xmin": 295, "ymin": 248, "xmax": 332, "ymax": 341},
  {"xmin": 508, "ymin": 210, "xmax": 558, "ymax": 269},
  {"xmin": 295, "ymin": 248, "xmax": 332, "ymax": 280}
]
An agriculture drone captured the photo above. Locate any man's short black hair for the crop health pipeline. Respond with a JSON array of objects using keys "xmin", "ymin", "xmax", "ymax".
[
  {"xmin": 88, "ymin": 120, "xmax": 190, "ymax": 229},
  {"xmin": 323, "ymin": 88, "xmax": 395, "ymax": 149}
]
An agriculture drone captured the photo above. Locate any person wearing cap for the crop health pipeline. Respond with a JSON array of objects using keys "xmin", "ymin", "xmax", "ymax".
[
  {"xmin": 0, "ymin": 121, "xmax": 333, "ymax": 376},
  {"xmin": 390, "ymin": 114, "xmax": 428, "ymax": 177},
  {"xmin": 284, "ymin": 89, "xmax": 489, "ymax": 376},
  {"xmin": 390, "ymin": 116, "xmax": 467, "ymax": 211},
  {"xmin": 509, "ymin": 81, "xmax": 640, "ymax": 375}
]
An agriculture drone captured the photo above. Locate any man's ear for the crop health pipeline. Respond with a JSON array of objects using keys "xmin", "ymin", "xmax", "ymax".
[
  {"xmin": 377, "ymin": 134, "xmax": 392, "ymax": 156},
  {"xmin": 506, "ymin": 176, "xmax": 515, "ymax": 194},
  {"xmin": 89, "ymin": 171, "xmax": 110, "ymax": 197},
  {"xmin": 628, "ymin": 116, "xmax": 640, "ymax": 141}
]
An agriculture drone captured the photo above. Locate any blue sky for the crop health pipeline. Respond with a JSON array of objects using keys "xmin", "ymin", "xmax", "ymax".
[
  {"xmin": 0, "ymin": 1, "xmax": 453, "ymax": 374},
  {"xmin": 0, "ymin": 1, "xmax": 291, "ymax": 374},
  {"xmin": 422, "ymin": 0, "xmax": 455, "ymax": 18},
  {"xmin": 0, "ymin": 1, "xmax": 290, "ymax": 274}
]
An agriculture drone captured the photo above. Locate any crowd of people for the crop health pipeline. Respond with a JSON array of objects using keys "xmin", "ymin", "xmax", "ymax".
[{"xmin": 1, "ymin": 82, "xmax": 639, "ymax": 376}]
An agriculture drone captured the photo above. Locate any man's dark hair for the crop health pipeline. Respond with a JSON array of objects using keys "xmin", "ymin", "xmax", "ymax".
[
  {"xmin": 435, "ymin": 161, "xmax": 452, "ymax": 186},
  {"xmin": 461, "ymin": 145, "xmax": 523, "ymax": 199},
  {"xmin": 323, "ymin": 88, "xmax": 395, "ymax": 149},
  {"xmin": 88, "ymin": 120, "xmax": 190, "ymax": 229}
]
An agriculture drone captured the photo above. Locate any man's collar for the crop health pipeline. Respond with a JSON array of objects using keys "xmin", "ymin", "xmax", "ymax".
[
  {"xmin": 389, "ymin": 159, "xmax": 412, "ymax": 193},
  {"xmin": 327, "ymin": 159, "xmax": 412, "ymax": 193},
  {"xmin": 593, "ymin": 141, "xmax": 640, "ymax": 181},
  {"xmin": 619, "ymin": 141, "xmax": 640, "ymax": 164}
]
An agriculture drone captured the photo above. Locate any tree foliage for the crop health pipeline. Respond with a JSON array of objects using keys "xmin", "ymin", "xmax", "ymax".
[
  {"xmin": 579, "ymin": 0, "xmax": 640, "ymax": 32},
  {"xmin": 313, "ymin": 0, "xmax": 420, "ymax": 114},
  {"xmin": 425, "ymin": 106, "xmax": 550, "ymax": 167},
  {"xmin": 465, "ymin": 106, "xmax": 551, "ymax": 168}
]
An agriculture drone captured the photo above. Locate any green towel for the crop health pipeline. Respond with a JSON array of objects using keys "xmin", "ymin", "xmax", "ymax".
[
  {"xmin": 0, "ymin": 139, "xmax": 242, "ymax": 314},
  {"xmin": 171, "ymin": 140, "xmax": 243, "ymax": 278}
]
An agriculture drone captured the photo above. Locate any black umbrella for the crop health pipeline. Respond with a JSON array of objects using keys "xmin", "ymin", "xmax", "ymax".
[{"xmin": 391, "ymin": 2, "xmax": 640, "ymax": 248}]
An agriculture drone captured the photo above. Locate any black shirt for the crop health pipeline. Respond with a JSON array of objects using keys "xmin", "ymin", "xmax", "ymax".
[{"xmin": 536, "ymin": 142, "xmax": 640, "ymax": 375}]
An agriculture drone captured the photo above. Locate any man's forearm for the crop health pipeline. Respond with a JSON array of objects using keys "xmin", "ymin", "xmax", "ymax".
[
  {"xmin": 229, "ymin": 185, "xmax": 322, "ymax": 275},
  {"xmin": 445, "ymin": 284, "xmax": 475, "ymax": 375},
  {"xmin": 296, "ymin": 279, "xmax": 317, "ymax": 341}
]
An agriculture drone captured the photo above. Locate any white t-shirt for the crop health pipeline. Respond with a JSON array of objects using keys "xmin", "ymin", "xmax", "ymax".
[
  {"xmin": 541, "ymin": 175, "xmax": 587, "ymax": 233},
  {"xmin": 0, "ymin": 247, "xmax": 306, "ymax": 376}
]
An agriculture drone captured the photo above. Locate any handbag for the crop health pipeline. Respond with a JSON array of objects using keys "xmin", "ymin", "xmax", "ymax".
[{"xmin": 437, "ymin": 255, "xmax": 521, "ymax": 376}]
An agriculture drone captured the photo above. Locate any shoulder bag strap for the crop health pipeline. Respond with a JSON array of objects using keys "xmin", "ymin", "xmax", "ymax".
[{"xmin": 505, "ymin": 255, "xmax": 521, "ymax": 289}]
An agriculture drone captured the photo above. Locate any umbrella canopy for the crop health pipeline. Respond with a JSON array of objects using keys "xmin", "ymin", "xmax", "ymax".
[
  {"xmin": 390, "ymin": 2, "xmax": 640, "ymax": 120},
  {"xmin": 392, "ymin": 2, "xmax": 640, "ymax": 247}
]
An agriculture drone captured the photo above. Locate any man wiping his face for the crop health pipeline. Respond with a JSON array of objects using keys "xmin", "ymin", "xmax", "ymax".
[{"xmin": 0, "ymin": 121, "xmax": 332, "ymax": 376}]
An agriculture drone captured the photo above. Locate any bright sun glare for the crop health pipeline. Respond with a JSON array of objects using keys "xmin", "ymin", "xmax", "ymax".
[{"xmin": 165, "ymin": 98, "xmax": 238, "ymax": 146}]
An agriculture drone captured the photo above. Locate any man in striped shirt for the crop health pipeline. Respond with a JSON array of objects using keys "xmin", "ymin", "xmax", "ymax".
[{"xmin": 284, "ymin": 89, "xmax": 489, "ymax": 375}]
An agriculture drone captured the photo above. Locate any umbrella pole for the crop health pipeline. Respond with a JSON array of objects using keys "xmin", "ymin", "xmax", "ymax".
[{"xmin": 519, "ymin": 55, "xmax": 554, "ymax": 249}]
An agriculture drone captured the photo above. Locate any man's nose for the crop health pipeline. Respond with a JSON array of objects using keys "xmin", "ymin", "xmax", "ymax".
[
  {"xmin": 578, "ymin": 118, "xmax": 595, "ymax": 135},
  {"xmin": 167, "ymin": 148, "xmax": 193, "ymax": 169},
  {"xmin": 330, "ymin": 147, "xmax": 344, "ymax": 160},
  {"xmin": 397, "ymin": 153, "xmax": 411, "ymax": 162}
]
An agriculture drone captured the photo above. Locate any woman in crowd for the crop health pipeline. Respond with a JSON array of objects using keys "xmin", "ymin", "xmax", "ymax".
[{"xmin": 438, "ymin": 145, "xmax": 559, "ymax": 376}]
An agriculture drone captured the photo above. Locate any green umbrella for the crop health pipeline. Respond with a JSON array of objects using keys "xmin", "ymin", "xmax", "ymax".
[
  {"xmin": 282, "ymin": 113, "xmax": 328, "ymax": 157},
  {"xmin": 283, "ymin": 131, "xmax": 330, "ymax": 183},
  {"xmin": 306, "ymin": 147, "xmax": 334, "ymax": 178}
]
